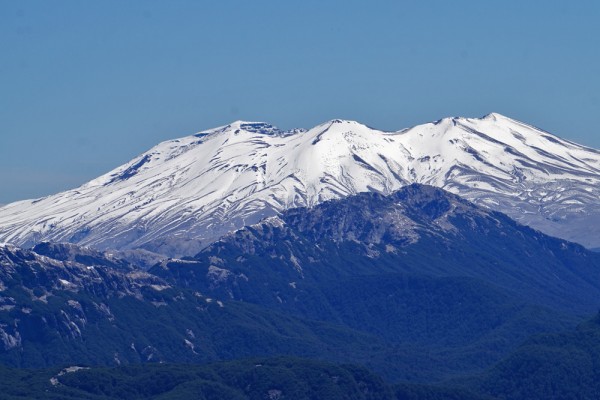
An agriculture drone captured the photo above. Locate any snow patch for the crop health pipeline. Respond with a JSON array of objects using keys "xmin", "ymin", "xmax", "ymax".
[{"xmin": 207, "ymin": 265, "xmax": 232, "ymax": 285}]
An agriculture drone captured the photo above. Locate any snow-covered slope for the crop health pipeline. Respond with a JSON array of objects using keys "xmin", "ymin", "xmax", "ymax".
[{"xmin": 0, "ymin": 114, "xmax": 599, "ymax": 255}]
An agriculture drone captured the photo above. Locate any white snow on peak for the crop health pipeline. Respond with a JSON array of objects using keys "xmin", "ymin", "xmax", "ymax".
[
  {"xmin": 0, "ymin": 114, "xmax": 599, "ymax": 254},
  {"xmin": 482, "ymin": 112, "xmax": 507, "ymax": 120}
]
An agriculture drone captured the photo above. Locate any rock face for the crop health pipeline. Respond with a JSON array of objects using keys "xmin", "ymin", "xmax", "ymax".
[
  {"xmin": 155, "ymin": 184, "xmax": 600, "ymax": 316},
  {"xmin": 0, "ymin": 244, "xmax": 165, "ymax": 300},
  {"xmin": 0, "ymin": 243, "xmax": 387, "ymax": 370},
  {"xmin": 0, "ymin": 243, "xmax": 170, "ymax": 359},
  {"xmin": 0, "ymin": 114, "xmax": 599, "ymax": 256}
]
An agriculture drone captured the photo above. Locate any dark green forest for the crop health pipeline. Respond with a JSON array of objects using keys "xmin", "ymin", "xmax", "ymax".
[{"xmin": 3, "ymin": 311, "xmax": 600, "ymax": 400}]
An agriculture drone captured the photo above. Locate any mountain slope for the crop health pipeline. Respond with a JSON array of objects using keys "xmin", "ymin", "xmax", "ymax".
[
  {"xmin": 0, "ymin": 114, "xmax": 599, "ymax": 255},
  {"xmin": 156, "ymin": 185, "xmax": 600, "ymax": 315},
  {"xmin": 0, "ymin": 244, "xmax": 393, "ymax": 369},
  {"xmin": 152, "ymin": 185, "xmax": 599, "ymax": 379},
  {"xmin": 475, "ymin": 312, "xmax": 600, "ymax": 400},
  {"xmin": 3, "ymin": 239, "xmax": 556, "ymax": 382},
  {"xmin": 2, "ymin": 186, "xmax": 595, "ymax": 381}
]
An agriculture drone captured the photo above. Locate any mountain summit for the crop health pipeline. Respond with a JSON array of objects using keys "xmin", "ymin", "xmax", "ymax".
[{"xmin": 0, "ymin": 114, "xmax": 599, "ymax": 255}]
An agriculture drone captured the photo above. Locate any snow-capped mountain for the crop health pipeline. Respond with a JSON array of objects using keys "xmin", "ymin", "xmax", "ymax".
[{"xmin": 0, "ymin": 113, "xmax": 599, "ymax": 255}]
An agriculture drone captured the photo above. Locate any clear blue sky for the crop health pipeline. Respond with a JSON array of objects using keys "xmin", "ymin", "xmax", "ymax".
[{"xmin": 1, "ymin": 1, "xmax": 599, "ymax": 203}]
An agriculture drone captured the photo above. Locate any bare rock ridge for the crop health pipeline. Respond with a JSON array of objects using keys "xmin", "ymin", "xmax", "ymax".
[{"xmin": 0, "ymin": 113, "xmax": 598, "ymax": 256}]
